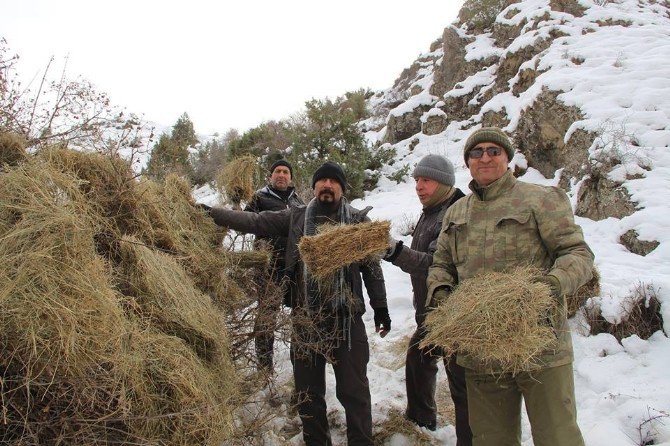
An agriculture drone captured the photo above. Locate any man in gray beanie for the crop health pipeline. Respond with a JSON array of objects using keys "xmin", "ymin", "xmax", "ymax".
[{"xmin": 383, "ymin": 154, "xmax": 472, "ymax": 444}]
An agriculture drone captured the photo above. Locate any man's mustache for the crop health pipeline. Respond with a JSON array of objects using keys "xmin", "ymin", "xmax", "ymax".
[{"xmin": 318, "ymin": 189, "xmax": 334, "ymax": 197}]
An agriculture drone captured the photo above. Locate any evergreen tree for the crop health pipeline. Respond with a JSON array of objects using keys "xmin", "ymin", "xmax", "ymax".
[
  {"xmin": 145, "ymin": 113, "xmax": 198, "ymax": 180},
  {"xmin": 287, "ymin": 95, "xmax": 371, "ymax": 199}
]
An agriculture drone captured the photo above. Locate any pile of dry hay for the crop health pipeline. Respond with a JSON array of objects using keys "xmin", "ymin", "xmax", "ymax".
[
  {"xmin": 421, "ymin": 266, "xmax": 558, "ymax": 374},
  {"xmin": 298, "ymin": 220, "xmax": 391, "ymax": 280},
  {"xmin": 216, "ymin": 154, "xmax": 259, "ymax": 206},
  {"xmin": 0, "ymin": 141, "xmax": 257, "ymax": 445}
]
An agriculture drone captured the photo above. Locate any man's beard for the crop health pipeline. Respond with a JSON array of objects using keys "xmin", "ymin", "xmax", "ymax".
[{"xmin": 316, "ymin": 190, "xmax": 339, "ymax": 213}]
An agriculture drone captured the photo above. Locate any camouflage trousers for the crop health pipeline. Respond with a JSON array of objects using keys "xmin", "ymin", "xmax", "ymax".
[{"xmin": 465, "ymin": 363, "xmax": 584, "ymax": 446}]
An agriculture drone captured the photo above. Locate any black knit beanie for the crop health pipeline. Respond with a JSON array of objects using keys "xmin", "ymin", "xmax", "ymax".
[
  {"xmin": 463, "ymin": 127, "xmax": 515, "ymax": 166},
  {"xmin": 311, "ymin": 161, "xmax": 347, "ymax": 192},
  {"xmin": 269, "ymin": 159, "xmax": 293, "ymax": 177}
]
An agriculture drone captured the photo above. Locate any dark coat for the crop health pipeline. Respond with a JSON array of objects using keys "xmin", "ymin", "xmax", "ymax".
[
  {"xmin": 210, "ymin": 202, "xmax": 387, "ymax": 312},
  {"xmin": 391, "ymin": 188, "xmax": 465, "ymax": 325},
  {"xmin": 244, "ymin": 185, "xmax": 303, "ymax": 272}
]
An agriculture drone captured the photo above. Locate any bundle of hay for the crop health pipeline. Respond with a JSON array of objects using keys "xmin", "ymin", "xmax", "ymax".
[
  {"xmin": 0, "ymin": 149, "xmax": 244, "ymax": 445},
  {"xmin": 216, "ymin": 154, "xmax": 259, "ymax": 206},
  {"xmin": 421, "ymin": 266, "xmax": 558, "ymax": 374},
  {"xmin": 568, "ymin": 266, "xmax": 601, "ymax": 317},
  {"xmin": 298, "ymin": 220, "xmax": 391, "ymax": 280},
  {"xmin": 228, "ymin": 248, "xmax": 272, "ymax": 270}
]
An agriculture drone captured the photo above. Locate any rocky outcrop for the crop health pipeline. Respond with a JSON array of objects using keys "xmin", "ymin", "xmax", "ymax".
[
  {"xmin": 575, "ymin": 175, "xmax": 637, "ymax": 220},
  {"xmin": 549, "ymin": 0, "xmax": 586, "ymax": 17},
  {"xmin": 384, "ymin": 105, "xmax": 431, "ymax": 144},
  {"xmin": 620, "ymin": 230, "xmax": 659, "ymax": 256},
  {"xmin": 422, "ymin": 109, "xmax": 449, "ymax": 135},
  {"xmin": 515, "ymin": 89, "xmax": 592, "ymax": 180},
  {"xmin": 430, "ymin": 27, "xmax": 472, "ymax": 98}
]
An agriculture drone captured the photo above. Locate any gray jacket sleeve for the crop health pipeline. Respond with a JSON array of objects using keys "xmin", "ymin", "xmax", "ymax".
[
  {"xmin": 390, "ymin": 239, "xmax": 436, "ymax": 276},
  {"xmin": 209, "ymin": 207, "xmax": 291, "ymax": 238}
]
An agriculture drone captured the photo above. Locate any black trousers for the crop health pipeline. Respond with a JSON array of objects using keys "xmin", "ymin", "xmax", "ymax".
[
  {"xmin": 405, "ymin": 325, "xmax": 472, "ymax": 446},
  {"xmin": 293, "ymin": 314, "xmax": 372, "ymax": 446}
]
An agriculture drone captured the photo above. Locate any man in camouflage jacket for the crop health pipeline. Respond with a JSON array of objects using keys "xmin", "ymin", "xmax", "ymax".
[{"xmin": 427, "ymin": 127, "xmax": 594, "ymax": 446}]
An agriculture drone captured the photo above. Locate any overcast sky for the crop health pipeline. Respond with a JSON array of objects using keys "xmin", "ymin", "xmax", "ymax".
[{"xmin": 1, "ymin": 1, "xmax": 464, "ymax": 135}]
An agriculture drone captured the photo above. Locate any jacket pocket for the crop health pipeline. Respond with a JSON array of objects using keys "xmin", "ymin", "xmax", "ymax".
[
  {"xmin": 444, "ymin": 218, "xmax": 468, "ymax": 265},
  {"xmin": 494, "ymin": 211, "xmax": 537, "ymax": 262}
]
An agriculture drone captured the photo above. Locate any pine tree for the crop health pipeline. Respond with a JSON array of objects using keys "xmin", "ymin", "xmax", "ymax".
[{"xmin": 145, "ymin": 113, "xmax": 198, "ymax": 180}]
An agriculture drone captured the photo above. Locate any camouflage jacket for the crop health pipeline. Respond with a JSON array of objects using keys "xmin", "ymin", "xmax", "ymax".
[{"xmin": 427, "ymin": 170, "xmax": 594, "ymax": 372}]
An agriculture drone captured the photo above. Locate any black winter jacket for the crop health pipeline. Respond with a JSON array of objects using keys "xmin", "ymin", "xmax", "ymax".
[
  {"xmin": 390, "ymin": 189, "xmax": 465, "ymax": 325},
  {"xmin": 245, "ymin": 185, "xmax": 303, "ymax": 272}
]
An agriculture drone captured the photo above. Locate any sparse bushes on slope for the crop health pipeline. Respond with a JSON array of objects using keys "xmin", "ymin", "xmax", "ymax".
[{"xmin": 585, "ymin": 282, "xmax": 665, "ymax": 342}]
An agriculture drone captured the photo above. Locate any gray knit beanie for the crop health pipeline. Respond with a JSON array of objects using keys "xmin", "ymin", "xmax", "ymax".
[
  {"xmin": 412, "ymin": 154, "xmax": 455, "ymax": 186},
  {"xmin": 463, "ymin": 127, "xmax": 515, "ymax": 166}
]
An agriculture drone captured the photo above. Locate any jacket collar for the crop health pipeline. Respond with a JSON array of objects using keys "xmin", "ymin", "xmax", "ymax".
[
  {"xmin": 468, "ymin": 169, "xmax": 515, "ymax": 201},
  {"xmin": 262, "ymin": 185, "xmax": 296, "ymax": 201}
]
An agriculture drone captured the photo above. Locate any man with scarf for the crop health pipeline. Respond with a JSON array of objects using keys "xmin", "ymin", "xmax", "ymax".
[
  {"xmin": 383, "ymin": 154, "xmax": 471, "ymax": 444},
  {"xmin": 204, "ymin": 160, "xmax": 391, "ymax": 446}
]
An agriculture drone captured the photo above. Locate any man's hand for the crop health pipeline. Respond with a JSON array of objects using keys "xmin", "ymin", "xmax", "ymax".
[
  {"xmin": 533, "ymin": 274, "xmax": 562, "ymax": 298},
  {"xmin": 383, "ymin": 237, "xmax": 403, "ymax": 262},
  {"xmin": 373, "ymin": 307, "xmax": 392, "ymax": 338}
]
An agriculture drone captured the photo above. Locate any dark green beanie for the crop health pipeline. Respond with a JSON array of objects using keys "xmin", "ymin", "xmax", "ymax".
[{"xmin": 463, "ymin": 127, "xmax": 515, "ymax": 166}]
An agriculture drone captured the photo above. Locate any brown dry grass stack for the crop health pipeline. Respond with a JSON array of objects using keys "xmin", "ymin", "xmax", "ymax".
[
  {"xmin": 567, "ymin": 266, "xmax": 601, "ymax": 317},
  {"xmin": 37, "ymin": 147, "xmax": 234, "ymax": 308},
  {"xmin": 0, "ymin": 132, "xmax": 28, "ymax": 167},
  {"xmin": 216, "ymin": 154, "xmax": 259, "ymax": 206},
  {"xmin": 298, "ymin": 220, "xmax": 391, "ymax": 280},
  {"xmin": 0, "ymin": 162, "xmax": 133, "ymax": 444},
  {"xmin": 0, "ymin": 153, "xmax": 242, "ymax": 445},
  {"xmin": 421, "ymin": 266, "xmax": 558, "ymax": 374}
]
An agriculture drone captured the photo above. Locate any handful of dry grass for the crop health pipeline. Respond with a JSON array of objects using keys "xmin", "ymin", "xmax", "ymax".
[
  {"xmin": 421, "ymin": 266, "xmax": 558, "ymax": 374},
  {"xmin": 216, "ymin": 155, "xmax": 259, "ymax": 205},
  {"xmin": 298, "ymin": 220, "xmax": 390, "ymax": 280}
]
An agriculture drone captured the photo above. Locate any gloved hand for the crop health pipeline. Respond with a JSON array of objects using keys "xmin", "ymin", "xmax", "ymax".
[
  {"xmin": 373, "ymin": 307, "xmax": 392, "ymax": 338},
  {"xmin": 383, "ymin": 236, "xmax": 403, "ymax": 262},
  {"xmin": 533, "ymin": 274, "xmax": 562, "ymax": 298}
]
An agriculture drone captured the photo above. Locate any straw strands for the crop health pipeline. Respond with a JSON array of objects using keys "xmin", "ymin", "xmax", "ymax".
[
  {"xmin": 0, "ymin": 145, "xmax": 246, "ymax": 445},
  {"xmin": 421, "ymin": 266, "xmax": 559, "ymax": 374},
  {"xmin": 298, "ymin": 220, "xmax": 391, "ymax": 280},
  {"xmin": 216, "ymin": 154, "xmax": 259, "ymax": 206}
]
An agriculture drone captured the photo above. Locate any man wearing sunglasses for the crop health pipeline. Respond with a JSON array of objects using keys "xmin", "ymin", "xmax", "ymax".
[{"xmin": 427, "ymin": 127, "xmax": 594, "ymax": 446}]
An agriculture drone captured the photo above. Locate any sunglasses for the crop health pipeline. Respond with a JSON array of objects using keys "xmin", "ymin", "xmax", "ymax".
[{"xmin": 468, "ymin": 146, "xmax": 504, "ymax": 159}]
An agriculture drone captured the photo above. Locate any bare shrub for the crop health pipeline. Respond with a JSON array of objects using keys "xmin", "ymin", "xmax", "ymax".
[
  {"xmin": 396, "ymin": 211, "xmax": 418, "ymax": 236},
  {"xmin": 0, "ymin": 39, "xmax": 152, "ymax": 165},
  {"xmin": 585, "ymin": 282, "xmax": 665, "ymax": 341}
]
